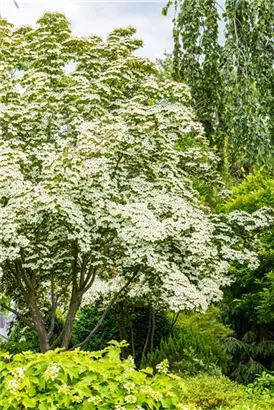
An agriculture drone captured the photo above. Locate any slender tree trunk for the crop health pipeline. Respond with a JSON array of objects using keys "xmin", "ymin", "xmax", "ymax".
[
  {"xmin": 61, "ymin": 241, "xmax": 83, "ymax": 349},
  {"xmin": 117, "ymin": 302, "xmax": 129, "ymax": 358},
  {"xmin": 28, "ymin": 300, "xmax": 50, "ymax": 352},
  {"xmin": 61, "ymin": 293, "xmax": 82, "ymax": 349},
  {"xmin": 150, "ymin": 309, "xmax": 155, "ymax": 353},
  {"xmin": 10, "ymin": 258, "xmax": 50, "ymax": 352},
  {"xmin": 130, "ymin": 320, "xmax": 135, "ymax": 359},
  {"xmin": 142, "ymin": 309, "xmax": 152, "ymax": 359},
  {"xmin": 168, "ymin": 311, "xmax": 181, "ymax": 338}
]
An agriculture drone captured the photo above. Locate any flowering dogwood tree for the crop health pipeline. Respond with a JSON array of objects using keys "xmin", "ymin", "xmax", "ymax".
[{"xmin": 0, "ymin": 13, "xmax": 272, "ymax": 352}]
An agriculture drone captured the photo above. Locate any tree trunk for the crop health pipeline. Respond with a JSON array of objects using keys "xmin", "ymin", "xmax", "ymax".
[
  {"xmin": 28, "ymin": 300, "xmax": 50, "ymax": 353},
  {"xmin": 142, "ymin": 309, "xmax": 152, "ymax": 359},
  {"xmin": 130, "ymin": 320, "xmax": 135, "ymax": 359},
  {"xmin": 117, "ymin": 302, "xmax": 130, "ymax": 358},
  {"xmin": 150, "ymin": 309, "xmax": 155, "ymax": 353},
  {"xmin": 61, "ymin": 294, "xmax": 82, "ymax": 349}
]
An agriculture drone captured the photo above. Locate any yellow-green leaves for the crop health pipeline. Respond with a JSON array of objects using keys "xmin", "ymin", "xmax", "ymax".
[{"xmin": 0, "ymin": 343, "xmax": 184, "ymax": 409}]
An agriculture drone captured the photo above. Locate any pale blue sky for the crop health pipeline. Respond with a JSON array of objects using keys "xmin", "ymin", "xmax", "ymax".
[{"xmin": 1, "ymin": 0, "xmax": 175, "ymax": 59}]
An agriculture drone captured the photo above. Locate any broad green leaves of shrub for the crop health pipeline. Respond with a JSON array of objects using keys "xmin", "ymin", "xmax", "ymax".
[
  {"xmin": 1, "ymin": 342, "xmax": 274, "ymax": 410},
  {"xmin": 224, "ymin": 171, "xmax": 274, "ymax": 213},
  {"xmin": 0, "ymin": 342, "xmax": 187, "ymax": 410}
]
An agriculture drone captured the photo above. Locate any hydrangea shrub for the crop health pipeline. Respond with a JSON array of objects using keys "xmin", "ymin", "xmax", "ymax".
[
  {"xmin": 0, "ymin": 342, "xmax": 187, "ymax": 410},
  {"xmin": 1, "ymin": 342, "xmax": 274, "ymax": 410}
]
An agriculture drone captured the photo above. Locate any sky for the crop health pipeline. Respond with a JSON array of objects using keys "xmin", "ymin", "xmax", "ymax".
[{"xmin": 0, "ymin": 0, "xmax": 175, "ymax": 59}]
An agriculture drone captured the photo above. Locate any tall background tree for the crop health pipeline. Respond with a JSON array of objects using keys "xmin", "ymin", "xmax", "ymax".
[
  {"xmin": 164, "ymin": 0, "xmax": 274, "ymax": 382},
  {"xmin": 164, "ymin": 0, "xmax": 274, "ymax": 172}
]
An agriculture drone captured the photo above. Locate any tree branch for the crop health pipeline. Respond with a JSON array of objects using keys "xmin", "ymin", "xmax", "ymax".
[
  {"xmin": 15, "ymin": 259, "xmax": 32, "ymax": 291},
  {"xmin": 168, "ymin": 311, "xmax": 181, "ymax": 337},
  {"xmin": 48, "ymin": 275, "xmax": 57, "ymax": 337},
  {"xmin": 81, "ymin": 268, "xmax": 97, "ymax": 293},
  {"xmin": 72, "ymin": 240, "xmax": 79, "ymax": 289},
  {"xmin": 0, "ymin": 303, "xmax": 35, "ymax": 330},
  {"xmin": 9, "ymin": 260, "xmax": 28, "ymax": 298},
  {"xmin": 150, "ymin": 309, "xmax": 155, "ymax": 353},
  {"xmin": 50, "ymin": 329, "xmax": 65, "ymax": 350},
  {"xmin": 79, "ymin": 254, "xmax": 89, "ymax": 288},
  {"xmin": 70, "ymin": 271, "xmax": 139, "ymax": 350},
  {"xmin": 142, "ymin": 309, "xmax": 152, "ymax": 359}
]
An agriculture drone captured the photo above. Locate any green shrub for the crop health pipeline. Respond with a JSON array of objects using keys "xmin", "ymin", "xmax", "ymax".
[
  {"xmin": 71, "ymin": 303, "xmax": 171, "ymax": 366},
  {"xmin": 221, "ymin": 171, "xmax": 274, "ymax": 384},
  {"xmin": 224, "ymin": 170, "xmax": 274, "ymax": 213},
  {"xmin": 182, "ymin": 375, "xmax": 246, "ymax": 409},
  {"xmin": 247, "ymin": 371, "xmax": 274, "ymax": 398},
  {"xmin": 0, "ymin": 340, "xmax": 34, "ymax": 355},
  {"xmin": 142, "ymin": 306, "xmax": 232, "ymax": 376},
  {"xmin": 0, "ymin": 341, "xmax": 189, "ymax": 410},
  {"xmin": 70, "ymin": 305, "xmax": 119, "ymax": 352},
  {"xmin": 182, "ymin": 374, "xmax": 274, "ymax": 409},
  {"xmin": 1, "ymin": 342, "xmax": 273, "ymax": 409}
]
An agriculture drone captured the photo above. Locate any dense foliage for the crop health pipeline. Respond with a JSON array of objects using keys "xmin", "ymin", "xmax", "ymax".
[
  {"xmin": 221, "ymin": 172, "xmax": 274, "ymax": 383},
  {"xmin": 165, "ymin": 0, "xmax": 274, "ymax": 170},
  {"xmin": 141, "ymin": 307, "xmax": 231, "ymax": 376},
  {"xmin": 1, "ymin": 342, "xmax": 274, "ymax": 410},
  {"xmin": 0, "ymin": 342, "xmax": 183, "ymax": 409}
]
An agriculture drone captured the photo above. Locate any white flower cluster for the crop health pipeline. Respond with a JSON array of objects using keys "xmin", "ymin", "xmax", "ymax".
[
  {"xmin": 124, "ymin": 382, "xmax": 135, "ymax": 391},
  {"xmin": 125, "ymin": 394, "xmax": 137, "ymax": 403},
  {"xmin": 6, "ymin": 379, "xmax": 21, "ymax": 394},
  {"xmin": 140, "ymin": 386, "xmax": 163, "ymax": 401},
  {"xmin": 156, "ymin": 359, "xmax": 169, "ymax": 374},
  {"xmin": 44, "ymin": 363, "xmax": 60, "ymax": 381},
  {"xmin": 11, "ymin": 367, "xmax": 25, "ymax": 379},
  {"xmin": 6, "ymin": 367, "xmax": 25, "ymax": 394},
  {"xmin": 87, "ymin": 395, "xmax": 102, "ymax": 404},
  {"xmin": 58, "ymin": 383, "xmax": 70, "ymax": 394}
]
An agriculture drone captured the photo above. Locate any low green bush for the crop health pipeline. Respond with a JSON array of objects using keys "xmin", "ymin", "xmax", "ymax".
[
  {"xmin": 1, "ymin": 342, "xmax": 273, "ymax": 409},
  {"xmin": 0, "ymin": 340, "xmax": 35, "ymax": 355},
  {"xmin": 182, "ymin": 375, "xmax": 246, "ymax": 409},
  {"xmin": 142, "ymin": 307, "xmax": 232, "ymax": 376},
  {"xmin": 247, "ymin": 371, "xmax": 274, "ymax": 398},
  {"xmin": 180, "ymin": 374, "xmax": 274, "ymax": 409},
  {"xmin": 0, "ymin": 341, "xmax": 188, "ymax": 410}
]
